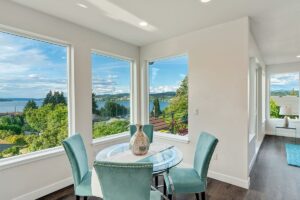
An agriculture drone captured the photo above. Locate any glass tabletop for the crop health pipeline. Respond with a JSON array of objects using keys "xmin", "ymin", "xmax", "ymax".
[{"xmin": 96, "ymin": 142, "xmax": 183, "ymax": 174}]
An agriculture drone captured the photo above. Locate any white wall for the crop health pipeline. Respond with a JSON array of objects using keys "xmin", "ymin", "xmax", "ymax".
[
  {"xmin": 140, "ymin": 18, "xmax": 250, "ymax": 188},
  {"xmin": 0, "ymin": 1, "xmax": 139, "ymax": 200},
  {"xmin": 266, "ymin": 62, "xmax": 300, "ymax": 137}
]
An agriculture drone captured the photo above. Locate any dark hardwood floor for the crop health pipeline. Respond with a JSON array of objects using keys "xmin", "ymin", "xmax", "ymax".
[
  {"xmin": 248, "ymin": 135, "xmax": 300, "ymax": 200},
  {"xmin": 38, "ymin": 135, "xmax": 300, "ymax": 200}
]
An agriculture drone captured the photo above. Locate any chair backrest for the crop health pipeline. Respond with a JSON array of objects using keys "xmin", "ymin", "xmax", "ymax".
[
  {"xmin": 94, "ymin": 161, "xmax": 153, "ymax": 200},
  {"xmin": 193, "ymin": 132, "xmax": 218, "ymax": 180},
  {"xmin": 130, "ymin": 124, "xmax": 154, "ymax": 143},
  {"xmin": 62, "ymin": 134, "xmax": 89, "ymax": 187}
]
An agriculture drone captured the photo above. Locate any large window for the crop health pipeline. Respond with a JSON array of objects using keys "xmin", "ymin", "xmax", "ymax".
[
  {"xmin": 0, "ymin": 31, "xmax": 68, "ymax": 159},
  {"xmin": 148, "ymin": 55, "xmax": 188, "ymax": 135},
  {"xmin": 269, "ymin": 73, "xmax": 299, "ymax": 119},
  {"xmin": 92, "ymin": 53, "xmax": 131, "ymax": 139}
]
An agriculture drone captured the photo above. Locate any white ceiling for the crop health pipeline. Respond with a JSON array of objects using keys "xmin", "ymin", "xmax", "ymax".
[{"xmin": 12, "ymin": 0, "xmax": 300, "ymax": 65}]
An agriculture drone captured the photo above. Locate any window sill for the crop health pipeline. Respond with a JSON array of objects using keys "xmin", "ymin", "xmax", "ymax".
[
  {"xmin": 268, "ymin": 118, "xmax": 300, "ymax": 122},
  {"xmin": 0, "ymin": 146, "xmax": 65, "ymax": 171},
  {"xmin": 92, "ymin": 132, "xmax": 130, "ymax": 146},
  {"xmin": 91, "ymin": 131, "xmax": 189, "ymax": 145},
  {"xmin": 154, "ymin": 132, "xmax": 190, "ymax": 144}
]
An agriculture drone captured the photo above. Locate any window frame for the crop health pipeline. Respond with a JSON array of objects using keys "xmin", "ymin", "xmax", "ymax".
[
  {"xmin": 0, "ymin": 26, "xmax": 73, "ymax": 166},
  {"xmin": 90, "ymin": 49, "xmax": 136, "ymax": 142},
  {"xmin": 267, "ymin": 71, "xmax": 300, "ymax": 120},
  {"xmin": 142, "ymin": 53, "xmax": 190, "ymax": 140}
]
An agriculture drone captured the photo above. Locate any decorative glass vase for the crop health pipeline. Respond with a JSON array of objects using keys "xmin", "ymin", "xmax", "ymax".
[{"xmin": 129, "ymin": 124, "xmax": 150, "ymax": 155}]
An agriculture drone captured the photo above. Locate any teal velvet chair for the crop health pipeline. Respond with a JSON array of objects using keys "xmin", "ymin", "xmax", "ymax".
[
  {"xmin": 94, "ymin": 161, "xmax": 166, "ymax": 200},
  {"xmin": 62, "ymin": 134, "xmax": 92, "ymax": 200},
  {"xmin": 130, "ymin": 124, "xmax": 154, "ymax": 143},
  {"xmin": 163, "ymin": 132, "xmax": 218, "ymax": 200}
]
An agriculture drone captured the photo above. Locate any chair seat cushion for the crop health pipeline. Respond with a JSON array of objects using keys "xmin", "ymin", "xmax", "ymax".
[
  {"xmin": 150, "ymin": 191, "xmax": 162, "ymax": 200},
  {"xmin": 75, "ymin": 170, "xmax": 92, "ymax": 196},
  {"xmin": 164, "ymin": 167, "xmax": 206, "ymax": 194}
]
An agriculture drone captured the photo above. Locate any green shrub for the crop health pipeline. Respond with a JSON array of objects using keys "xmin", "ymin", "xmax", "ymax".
[
  {"xmin": 2, "ymin": 146, "xmax": 20, "ymax": 156},
  {"xmin": 93, "ymin": 120, "xmax": 129, "ymax": 138},
  {"xmin": 0, "ymin": 124, "xmax": 22, "ymax": 134}
]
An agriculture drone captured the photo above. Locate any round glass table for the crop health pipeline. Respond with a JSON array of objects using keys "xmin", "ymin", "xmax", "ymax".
[{"xmin": 96, "ymin": 142, "xmax": 183, "ymax": 174}]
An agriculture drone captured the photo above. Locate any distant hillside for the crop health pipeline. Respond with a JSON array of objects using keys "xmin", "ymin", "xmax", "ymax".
[
  {"xmin": 95, "ymin": 93, "xmax": 129, "ymax": 101},
  {"xmin": 95, "ymin": 92, "xmax": 176, "ymax": 101},
  {"xmin": 0, "ymin": 98, "xmax": 44, "ymax": 102},
  {"xmin": 150, "ymin": 92, "xmax": 176, "ymax": 97},
  {"xmin": 271, "ymin": 90, "xmax": 299, "ymax": 97},
  {"xmin": 0, "ymin": 99, "xmax": 13, "ymax": 102}
]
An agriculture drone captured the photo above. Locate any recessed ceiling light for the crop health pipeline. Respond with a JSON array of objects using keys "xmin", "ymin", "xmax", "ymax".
[
  {"xmin": 297, "ymin": 55, "xmax": 300, "ymax": 58},
  {"xmin": 139, "ymin": 21, "xmax": 148, "ymax": 27},
  {"xmin": 200, "ymin": 0, "xmax": 211, "ymax": 3},
  {"xmin": 77, "ymin": 3, "xmax": 88, "ymax": 9}
]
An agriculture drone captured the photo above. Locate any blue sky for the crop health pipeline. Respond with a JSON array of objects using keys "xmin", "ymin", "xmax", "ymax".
[
  {"xmin": 270, "ymin": 73, "xmax": 299, "ymax": 91},
  {"xmin": 149, "ymin": 55, "xmax": 188, "ymax": 94},
  {"xmin": 92, "ymin": 54, "xmax": 188, "ymax": 95},
  {"xmin": 92, "ymin": 53, "xmax": 131, "ymax": 95},
  {"xmin": 0, "ymin": 31, "xmax": 188, "ymax": 98},
  {"xmin": 0, "ymin": 31, "xmax": 67, "ymax": 98}
]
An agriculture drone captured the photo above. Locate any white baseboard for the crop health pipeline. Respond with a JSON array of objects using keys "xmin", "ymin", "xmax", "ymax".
[
  {"xmin": 249, "ymin": 153, "xmax": 257, "ymax": 173},
  {"xmin": 13, "ymin": 177, "xmax": 73, "ymax": 200},
  {"xmin": 178, "ymin": 162, "xmax": 249, "ymax": 189},
  {"xmin": 208, "ymin": 170, "xmax": 250, "ymax": 189},
  {"xmin": 249, "ymin": 133, "xmax": 266, "ymax": 173}
]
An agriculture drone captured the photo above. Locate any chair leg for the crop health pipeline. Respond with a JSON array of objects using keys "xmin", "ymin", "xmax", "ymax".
[
  {"xmin": 195, "ymin": 193, "xmax": 200, "ymax": 200},
  {"xmin": 168, "ymin": 194, "xmax": 172, "ymax": 200},
  {"xmin": 155, "ymin": 175, "xmax": 159, "ymax": 188},
  {"xmin": 163, "ymin": 180, "xmax": 166, "ymax": 195},
  {"xmin": 201, "ymin": 192, "xmax": 206, "ymax": 200},
  {"xmin": 76, "ymin": 196, "xmax": 80, "ymax": 200},
  {"xmin": 84, "ymin": 197, "xmax": 88, "ymax": 200}
]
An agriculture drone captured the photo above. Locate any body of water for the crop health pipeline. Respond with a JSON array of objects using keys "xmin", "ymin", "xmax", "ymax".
[
  {"xmin": 0, "ymin": 99, "xmax": 170, "ymax": 113},
  {"xmin": 0, "ymin": 99, "xmax": 43, "ymax": 113}
]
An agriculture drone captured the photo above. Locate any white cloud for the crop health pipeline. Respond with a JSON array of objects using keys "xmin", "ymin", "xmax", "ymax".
[
  {"xmin": 150, "ymin": 85, "xmax": 179, "ymax": 93},
  {"xmin": 0, "ymin": 32, "xmax": 68, "ymax": 98},
  {"xmin": 0, "ymin": 43, "xmax": 47, "ymax": 76},
  {"xmin": 92, "ymin": 74, "xmax": 129, "ymax": 95},
  {"xmin": 271, "ymin": 73, "xmax": 299, "ymax": 86},
  {"xmin": 28, "ymin": 74, "xmax": 42, "ymax": 80},
  {"xmin": 151, "ymin": 67, "xmax": 159, "ymax": 81}
]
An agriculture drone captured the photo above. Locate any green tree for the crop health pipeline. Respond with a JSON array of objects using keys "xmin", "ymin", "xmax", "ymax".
[
  {"xmin": 0, "ymin": 115, "xmax": 24, "ymax": 127},
  {"xmin": 0, "ymin": 116, "xmax": 22, "ymax": 134},
  {"xmin": 163, "ymin": 76, "xmax": 188, "ymax": 134},
  {"xmin": 92, "ymin": 93, "xmax": 98, "ymax": 114},
  {"xmin": 151, "ymin": 98, "xmax": 162, "ymax": 118},
  {"xmin": 43, "ymin": 90, "xmax": 53, "ymax": 105},
  {"xmin": 25, "ymin": 104, "xmax": 53, "ymax": 132},
  {"xmin": 24, "ymin": 100, "xmax": 38, "ymax": 113},
  {"xmin": 99, "ymin": 101, "xmax": 128, "ymax": 118},
  {"xmin": 28, "ymin": 104, "xmax": 68, "ymax": 151},
  {"xmin": 43, "ymin": 91, "xmax": 66, "ymax": 106},
  {"xmin": 270, "ymin": 98, "xmax": 281, "ymax": 118}
]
